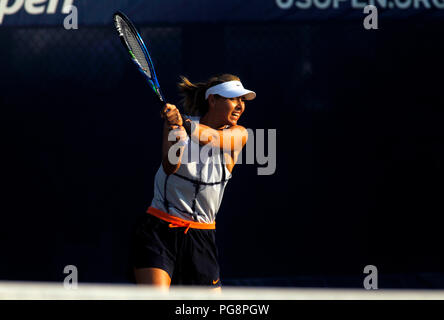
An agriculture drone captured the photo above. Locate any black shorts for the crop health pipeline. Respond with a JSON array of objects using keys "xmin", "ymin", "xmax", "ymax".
[{"xmin": 131, "ymin": 214, "xmax": 221, "ymax": 287}]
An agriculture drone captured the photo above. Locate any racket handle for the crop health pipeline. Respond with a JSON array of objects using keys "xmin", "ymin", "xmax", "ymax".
[
  {"xmin": 160, "ymin": 102, "xmax": 191, "ymax": 133},
  {"xmin": 183, "ymin": 117, "xmax": 193, "ymax": 136}
]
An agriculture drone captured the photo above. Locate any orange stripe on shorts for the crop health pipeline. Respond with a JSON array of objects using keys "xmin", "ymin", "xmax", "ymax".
[{"xmin": 147, "ymin": 206, "xmax": 215, "ymax": 234}]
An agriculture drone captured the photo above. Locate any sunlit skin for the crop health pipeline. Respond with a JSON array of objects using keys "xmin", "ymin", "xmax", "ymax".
[
  {"xmin": 161, "ymin": 94, "xmax": 249, "ymax": 175},
  {"xmin": 134, "ymin": 267, "xmax": 221, "ymax": 292},
  {"xmin": 134, "ymin": 93, "xmax": 249, "ymax": 289}
]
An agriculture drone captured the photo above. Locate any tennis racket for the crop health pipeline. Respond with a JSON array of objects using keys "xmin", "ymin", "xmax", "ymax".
[
  {"xmin": 113, "ymin": 11, "xmax": 166, "ymax": 104},
  {"xmin": 113, "ymin": 11, "xmax": 189, "ymax": 131}
]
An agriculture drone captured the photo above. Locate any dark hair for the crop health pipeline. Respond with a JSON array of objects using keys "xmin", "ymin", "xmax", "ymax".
[{"xmin": 177, "ymin": 74, "xmax": 240, "ymax": 116}]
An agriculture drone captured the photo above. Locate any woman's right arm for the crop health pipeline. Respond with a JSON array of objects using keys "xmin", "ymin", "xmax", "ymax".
[{"xmin": 161, "ymin": 105, "xmax": 187, "ymax": 175}]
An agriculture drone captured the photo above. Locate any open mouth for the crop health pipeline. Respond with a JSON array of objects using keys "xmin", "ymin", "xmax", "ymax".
[{"xmin": 231, "ymin": 112, "xmax": 241, "ymax": 120}]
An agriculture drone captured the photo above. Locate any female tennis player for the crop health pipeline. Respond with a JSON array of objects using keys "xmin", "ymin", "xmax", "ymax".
[{"xmin": 131, "ymin": 74, "xmax": 256, "ymax": 289}]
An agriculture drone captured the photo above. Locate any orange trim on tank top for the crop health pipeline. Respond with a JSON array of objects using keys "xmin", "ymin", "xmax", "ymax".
[{"xmin": 147, "ymin": 206, "xmax": 215, "ymax": 234}]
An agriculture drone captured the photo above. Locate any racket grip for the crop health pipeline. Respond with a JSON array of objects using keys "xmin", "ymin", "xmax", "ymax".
[
  {"xmin": 160, "ymin": 102, "xmax": 173, "ymax": 120},
  {"xmin": 183, "ymin": 117, "xmax": 193, "ymax": 137},
  {"xmin": 160, "ymin": 103, "xmax": 191, "ymax": 135}
]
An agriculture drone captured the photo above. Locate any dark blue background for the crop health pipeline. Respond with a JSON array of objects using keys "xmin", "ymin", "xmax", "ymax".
[
  {"xmin": 2, "ymin": 1, "xmax": 443, "ymax": 26},
  {"xmin": 1, "ymin": 5, "xmax": 443, "ymax": 288}
]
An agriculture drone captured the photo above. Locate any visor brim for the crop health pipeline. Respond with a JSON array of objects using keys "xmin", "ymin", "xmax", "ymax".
[{"xmin": 218, "ymin": 89, "xmax": 256, "ymax": 101}]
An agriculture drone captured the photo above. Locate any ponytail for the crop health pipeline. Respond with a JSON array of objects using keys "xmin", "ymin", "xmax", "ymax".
[{"xmin": 177, "ymin": 76, "xmax": 209, "ymax": 116}]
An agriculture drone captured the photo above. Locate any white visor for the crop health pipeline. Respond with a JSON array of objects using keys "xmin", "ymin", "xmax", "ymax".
[{"xmin": 205, "ymin": 80, "xmax": 256, "ymax": 101}]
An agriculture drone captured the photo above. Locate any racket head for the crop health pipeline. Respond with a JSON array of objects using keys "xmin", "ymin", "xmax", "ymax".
[{"xmin": 113, "ymin": 11, "xmax": 165, "ymax": 103}]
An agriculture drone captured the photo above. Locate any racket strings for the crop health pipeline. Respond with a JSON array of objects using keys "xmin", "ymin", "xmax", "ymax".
[{"xmin": 117, "ymin": 18, "xmax": 152, "ymax": 78}]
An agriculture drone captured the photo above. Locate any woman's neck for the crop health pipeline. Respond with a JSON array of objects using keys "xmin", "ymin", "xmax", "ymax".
[{"xmin": 200, "ymin": 113, "xmax": 226, "ymax": 130}]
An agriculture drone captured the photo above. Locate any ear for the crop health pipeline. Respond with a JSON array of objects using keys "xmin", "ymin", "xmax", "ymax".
[{"xmin": 208, "ymin": 94, "xmax": 216, "ymax": 110}]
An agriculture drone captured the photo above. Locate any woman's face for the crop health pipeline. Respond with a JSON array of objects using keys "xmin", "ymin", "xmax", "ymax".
[{"xmin": 212, "ymin": 96, "xmax": 246, "ymax": 127}]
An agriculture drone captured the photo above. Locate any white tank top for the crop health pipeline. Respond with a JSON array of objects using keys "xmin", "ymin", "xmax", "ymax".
[{"xmin": 150, "ymin": 117, "xmax": 232, "ymax": 223}]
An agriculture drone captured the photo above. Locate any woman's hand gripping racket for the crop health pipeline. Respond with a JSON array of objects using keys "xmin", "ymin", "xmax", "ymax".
[{"xmin": 113, "ymin": 11, "xmax": 189, "ymax": 129}]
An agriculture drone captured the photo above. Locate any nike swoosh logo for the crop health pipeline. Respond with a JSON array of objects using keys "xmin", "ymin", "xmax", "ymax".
[{"xmin": 213, "ymin": 279, "xmax": 220, "ymax": 285}]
